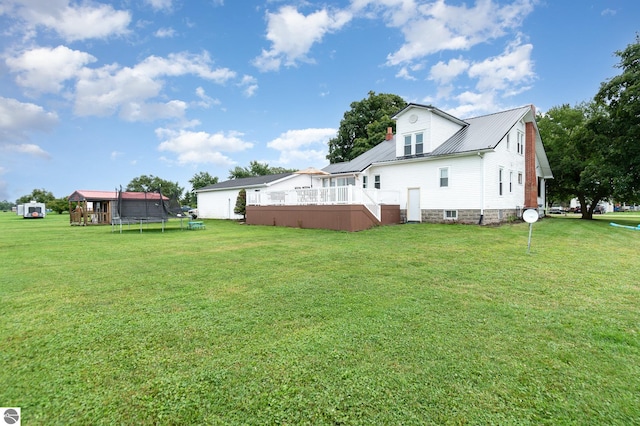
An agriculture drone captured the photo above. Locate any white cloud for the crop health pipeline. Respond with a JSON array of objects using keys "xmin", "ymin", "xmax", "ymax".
[
  {"xmin": 267, "ymin": 128, "xmax": 336, "ymax": 165},
  {"xmin": 386, "ymin": 0, "xmax": 535, "ymax": 65},
  {"xmin": 429, "ymin": 57, "xmax": 470, "ymax": 84},
  {"xmin": 467, "ymin": 40, "xmax": 535, "ymax": 93},
  {"xmin": 156, "ymin": 128, "xmax": 254, "ymax": 165},
  {"xmin": 120, "ymin": 100, "xmax": 188, "ymax": 122},
  {"xmin": 6, "ymin": 1, "xmax": 132, "ymax": 41},
  {"xmin": 193, "ymin": 87, "xmax": 220, "ymax": 108},
  {"xmin": 0, "ymin": 97, "xmax": 58, "ymax": 151},
  {"xmin": 239, "ymin": 75, "xmax": 258, "ymax": 97},
  {"xmin": 4, "ymin": 143, "xmax": 51, "ymax": 159},
  {"xmin": 145, "ymin": 0, "xmax": 173, "ymax": 12},
  {"xmin": 253, "ymin": 5, "xmax": 353, "ymax": 71},
  {"xmin": 5, "ymin": 45, "xmax": 97, "ymax": 94},
  {"xmin": 449, "ymin": 91, "xmax": 500, "ymax": 118},
  {"xmin": 73, "ymin": 51, "xmax": 236, "ymax": 121},
  {"xmin": 154, "ymin": 27, "xmax": 176, "ymax": 38}
]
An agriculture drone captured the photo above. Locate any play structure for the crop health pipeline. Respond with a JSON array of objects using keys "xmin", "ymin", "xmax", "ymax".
[
  {"xmin": 111, "ymin": 187, "xmax": 183, "ymax": 233},
  {"xmin": 68, "ymin": 188, "xmax": 184, "ymax": 231}
]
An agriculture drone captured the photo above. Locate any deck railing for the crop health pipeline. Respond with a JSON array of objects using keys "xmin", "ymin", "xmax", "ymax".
[{"xmin": 246, "ymin": 186, "xmax": 399, "ymax": 221}]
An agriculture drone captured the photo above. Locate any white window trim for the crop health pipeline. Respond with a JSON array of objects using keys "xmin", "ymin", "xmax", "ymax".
[
  {"xmin": 444, "ymin": 210, "xmax": 458, "ymax": 220},
  {"xmin": 439, "ymin": 166, "xmax": 450, "ymax": 188},
  {"xmin": 404, "ymin": 135, "xmax": 412, "ymax": 156}
]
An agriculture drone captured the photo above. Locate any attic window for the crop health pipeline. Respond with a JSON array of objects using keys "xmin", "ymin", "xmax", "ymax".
[{"xmin": 404, "ymin": 135, "xmax": 412, "ymax": 156}]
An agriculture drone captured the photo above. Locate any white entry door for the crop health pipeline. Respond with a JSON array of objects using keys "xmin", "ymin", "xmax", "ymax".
[{"xmin": 407, "ymin": 188, "xmax": 421, "ymax": 222}]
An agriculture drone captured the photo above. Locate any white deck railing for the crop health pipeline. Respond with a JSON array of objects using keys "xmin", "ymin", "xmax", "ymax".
[{"xmin": 246, "ymin": 186, "xmax": 399, "ymax": 221}]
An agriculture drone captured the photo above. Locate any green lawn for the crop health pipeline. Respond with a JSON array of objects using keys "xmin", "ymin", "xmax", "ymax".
[{"xmin": 1, "ymin": 212, "xmax": 639, "ymax": 425}]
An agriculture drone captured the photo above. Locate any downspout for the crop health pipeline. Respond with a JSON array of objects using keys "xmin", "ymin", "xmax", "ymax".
[{"xmin": 478, "ymin": 152, "xmax": 485, "ymax": 225}]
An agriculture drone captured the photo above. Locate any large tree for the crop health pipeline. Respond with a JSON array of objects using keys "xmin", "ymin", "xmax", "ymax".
[
  {"xmin": 228, "ymin": 161, "xmax": 297, "ymax": 179},
  {"xmin": 537, "ymin": 103, "xmax": 615, "ymax": 219},
  {"xmin": 595, "ymin": 35, "xmax": 640, "ymax": 203},
  {"xmin": 16, "ymin": 188, "xmax": 56, "ymax": 205},
  {"xmin": 126, "ymin": 175, "xmax": 183, "ymax": 200},
  {"xmin": 327, "ymin": 91, "xmax": 407, "ymax": 163},
  {"xmin": 185, "ymin": 171, "xmax": 219, "ymax": 206}
]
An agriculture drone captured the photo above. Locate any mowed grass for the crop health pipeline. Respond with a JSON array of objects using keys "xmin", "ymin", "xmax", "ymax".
[{"xmin": 1, "ymin": 212, "xmax": 638, "ymax": 425}]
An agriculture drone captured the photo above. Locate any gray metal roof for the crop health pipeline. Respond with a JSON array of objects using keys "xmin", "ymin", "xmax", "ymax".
[
  {"xmin": 322, "ymin": 105, "xmax": 554, "ymax": 178},
  {"xmin": 197, "ymin": 173, "xmax": 294, "ymax": 192},
  {"xmin": 322, "ymin": 138, "xmax": 397, "ymax": 174},
  {"xmin": 431, "ymin": 105, "xmax": 530, "ymax": 156},
  {"xmin": 393, "ymin": 103, "xmax": 468, "ymax": 126}
]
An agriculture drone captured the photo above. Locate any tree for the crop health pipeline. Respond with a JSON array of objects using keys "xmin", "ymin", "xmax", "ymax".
[
  {"xmin": 48, "ymin": 197, "xmax": 69, "ymax": 214},
  {"xmin": 185, "ymin": 171, "xmax": 219, "ymax": 206},
  {"xmin": 327, "ymin": 91, "xmax": 407, "ymax": 163},
  {"xmin": 595, "ymin": 35, "xmax": 640, "ymax": 203},
  {"xmin": 537, "ymin": 103, "xmax": 615, "ymax": 219},
  {"xmin": 126, "ymin": 175, "xmax": 184, "ymax": 201},
  {"xmin": 0, "ymin": 200, "xmax": 14, "ymax": 211},
  {"xmin": 16, "ymin": 188, "xmax": 55, "ymax": 205},
  {"xmin": 234, "ymin": 188, "xmax": 246, "ymax": 219},
  {"xmin": 228, "ymin": 161, "xmax": 297, "ymax": 179}
]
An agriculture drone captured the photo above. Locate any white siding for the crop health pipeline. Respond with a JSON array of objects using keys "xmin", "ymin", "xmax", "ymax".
[
  {"xmin": 198, "ymin": 189, "xmax": 243, "ymax": 219},
  {"xmin": 197, "ymin": 174, "xmax": 310, "ymax": 219},
  {"xmin": 395, "ymin": 107, "xmax": 463, "ymax": 156},
  {"xmin": 366, "ymin": 154, "xmax": 483, "ymax": 212},
  {"xmin": 482, "ymin": 126, "xmax": 527, "ymax": 210},
  {"xmin": 430, "ymin": 113, "xmax": 464, "ymax": 152}
]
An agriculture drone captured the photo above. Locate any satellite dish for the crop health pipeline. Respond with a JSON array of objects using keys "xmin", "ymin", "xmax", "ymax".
[{"xmin": 523, "ymin": 208, "xmax": 539, "ymax": 223}]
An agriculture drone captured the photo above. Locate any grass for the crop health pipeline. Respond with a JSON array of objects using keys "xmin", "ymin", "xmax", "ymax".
[{"xmin": 1, "ymin": 212, "xmax": 639, "ymax": 425}]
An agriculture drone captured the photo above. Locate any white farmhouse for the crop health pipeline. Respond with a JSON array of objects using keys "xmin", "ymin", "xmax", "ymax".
[{"xmin": 198, "ymin": 103, "xmax": 553, "ymax": 231}]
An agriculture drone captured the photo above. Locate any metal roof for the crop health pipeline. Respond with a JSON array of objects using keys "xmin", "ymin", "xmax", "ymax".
[
  {"xmin": 197, "ymin": 172, "xmax": 295, "ymax": 192},
  {"xmin": 431, "ymin": 105, "xmax": 531, "ymax": 156},
  {"xmin": 68, "ymin": 190, "xmax": 117, "ymax": 201},
  {"xmin": 322, "ymin": 139, "xmax": 397, "ymax": 174},
  {"xmin": 392, "ymin": 103, "xmax": 468, "ymax": 126},
  {"xmin": 321, "ymin": 105, "xmax": 552, "ymax": 179},
  {"xmin": 68, "ymin": 190, "xmax": 168, "ymax": 201}
]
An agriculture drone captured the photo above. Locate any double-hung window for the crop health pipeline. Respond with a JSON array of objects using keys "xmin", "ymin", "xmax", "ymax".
[
  {"xmin": 404, "ymin": 135, "xmax": 412, "ymax": 156},
  {"xmin": 415, "ymin": 133, "xmax": 424, "ymax": 155},
  {"xmin": 499, "ymin": 168, "xmax": 504, "ymax": 196},
  {"xmin": 374, "ymin": 175, "xmax": 381, "ymax": 189},
  {"xmin": 439, "ymin": 167, "xmax": 449, "ymax": 188},
  {"xmin": 517, "ymin": 131, "xmax": 524, "ymax": 155}
]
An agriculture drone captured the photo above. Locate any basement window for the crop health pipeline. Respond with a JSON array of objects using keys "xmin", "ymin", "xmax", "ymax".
[{"xmin": 444, "ymin": 210, "xmax": 458, "ymax": 220}]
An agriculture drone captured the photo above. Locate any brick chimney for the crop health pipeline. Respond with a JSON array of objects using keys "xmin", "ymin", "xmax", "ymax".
[
  {"xmin": 524, "ymin": 120, "xmax": 538, "ymax": 208},
  {"xmin": 385, "ymin": 127, "xmax": 393, "ymax": 141}
]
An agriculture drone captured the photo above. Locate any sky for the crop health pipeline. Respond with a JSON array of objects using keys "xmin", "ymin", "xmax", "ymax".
[{"xmin": 0, "ymin": 0, "xmax": 638, "ymax": 202}]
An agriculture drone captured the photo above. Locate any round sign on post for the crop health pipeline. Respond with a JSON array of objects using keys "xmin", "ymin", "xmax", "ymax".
[
  {"xmin": 523, "ymin": 208, "xmax": 539, "ymax": 223},
  {"xmin": 522, "ymin": 208, "xmax": 538, "ymax": 253}
]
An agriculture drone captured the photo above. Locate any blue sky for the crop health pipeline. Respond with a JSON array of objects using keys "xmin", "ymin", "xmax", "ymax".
[{"xmin": 0, "ymin": 0, "xmax": 638, "ymax": 202}]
